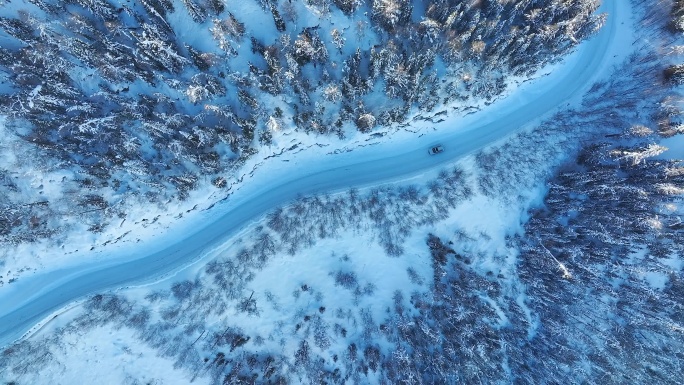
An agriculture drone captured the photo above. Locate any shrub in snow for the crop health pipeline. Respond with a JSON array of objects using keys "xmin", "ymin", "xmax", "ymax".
[
  {"xmin": 293, "ymin": 28, "xmax": 328, "ymax": 65},
  {"xmin": 333, "ymin": 0, "xmax": 363, "ymax": 15},
  {"xmin": 334, "ymin": 271, "xmax": 358, "ymax": 290},
  {"xmin": 356, "ymin": 113, "xmax": 376, "ymax": 132},
  {"xmin": 664, "ymin": 64, "xmax": 684, "ymax": 85},
  {"xmin": 372, "ymin": 0, "xmax": 411, "ymax": 32}
]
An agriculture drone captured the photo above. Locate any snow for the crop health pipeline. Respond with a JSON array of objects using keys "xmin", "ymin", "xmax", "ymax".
[
  {"xmin": 1, "ymin": 1, "xmax": 682, "ymax": 382},
  {"xmin": 4, "ymin": 162, "xmax": 534, "ymax": 382},
  {"xmin": 641, "ymin": 271, "xmax": 669, "ymax": 290},
  {"xmin": 9, "ymin": 324, "xmax": 209, "ymax": 385},
  {"xmin": 662, "ymin": 254, "xmax": 684, "ymax": 271},
  {"xmin": 4, "ymin": 1, "xmax": 679, "ymax": 380},
  {"xmin": 1, "ymin": 0, "xmax": 633, "ymax": 285},
  {"xmin": 0, "ymin": 0, "xmax": 637, "ymax": 350},
  {"xmin": 27, "ymin": 84, "xmax": 42, "ymax": 108},
  {"xmin": 224, "ymin": 227, "xmax": 430, "ymax": 350},
  {"xmin": 659, "ymin": 134, "xmax": 684, "ymax": 160}
]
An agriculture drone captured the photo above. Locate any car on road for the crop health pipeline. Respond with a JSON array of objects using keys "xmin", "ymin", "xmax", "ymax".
[{"xmin": 428, "ymin": 145, "xmax": 444, "ymax": 155}]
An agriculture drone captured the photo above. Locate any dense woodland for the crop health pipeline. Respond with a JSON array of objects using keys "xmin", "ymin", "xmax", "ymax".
[
  {"xmin": 3, "ymin": 4, "xmax": 684, "ymax": 379},
  {"xmin": 4, "ymin": 103, "xmax": 683, "ymax": 383},
  {"xmin": 0, "ymin": 0, "xmax": 603, "ymax": 249},
  {"xmin": 2, "ymin": 0, "xmax": 684, "ymax": 384}
]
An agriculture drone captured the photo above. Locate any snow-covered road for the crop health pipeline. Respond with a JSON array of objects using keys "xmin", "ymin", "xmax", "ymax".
[{"xmin": 0, "ymin": 1, "xmax": 630, "ymax": 347}]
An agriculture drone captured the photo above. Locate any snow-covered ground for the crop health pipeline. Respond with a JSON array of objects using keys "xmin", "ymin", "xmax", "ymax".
[
  {"xmin": 0, "ymin": 0, "xmax": 596, "ymax": 283},
  {"xmin": 3, "ymin": 0, "xmax": 684, "ymax": 382},
  {"xmin": 6, "ymin": 314, "xmax": 210, "ymax": 385},
  {"xmin": 0, "ymin": 0, "xmax": 623, "ymax": 286},
  {"xmin": 7, "ymin": 49, "xmax": 677, "ymax": 378},
  {"xmin": 0, "ymin": 0, "xmax": 634, "ymax": 348},
  {"xmin": 0, "ymin": 115, "xmax": 585, "ymax": 383}
]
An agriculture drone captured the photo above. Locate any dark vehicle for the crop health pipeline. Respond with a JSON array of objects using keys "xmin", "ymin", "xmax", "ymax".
[{"xmin": 428, "ymin": 145, "xmax": 444, "ymax": 155}]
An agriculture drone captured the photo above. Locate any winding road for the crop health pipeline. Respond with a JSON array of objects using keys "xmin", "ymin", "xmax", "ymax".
[{"xmin": 0, "ymin": 0, "xmax": 629, "ymax": 347}]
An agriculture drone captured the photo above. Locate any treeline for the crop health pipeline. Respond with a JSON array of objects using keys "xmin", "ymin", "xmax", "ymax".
[
  {"xmin": 513, "ymin": 130, "xmax": 684, "ymax": 383},
  {"xmin": 0, "ymin": 0, "xmax": 603, "ymax": 248},
  {"xmin": 355, "ymin": 2, "xmax": 684, "ymax": 381},
  {"xmin": 267, "ymin": 167, "xmax": 471, "ymax": 256}
]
